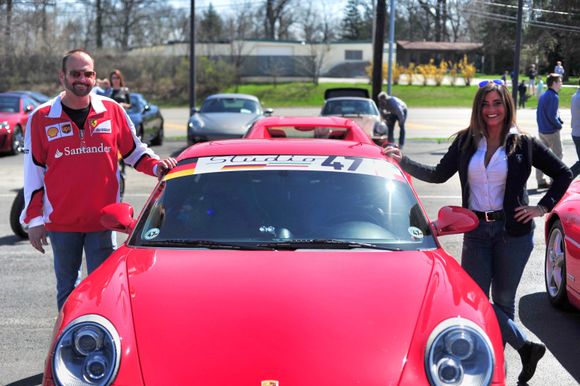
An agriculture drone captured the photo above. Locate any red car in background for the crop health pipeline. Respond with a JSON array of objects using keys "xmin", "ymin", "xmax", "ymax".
[
  {"xmin": 43, "ymin": 117, "xmax": 506, "ymax": 385},
  {"xmin": 0, "ymin": 92, "xmax": 38, "ymax": 155},
  {"xmin": 544, "ymin": 179, "xmax": 580, "ymax": 310}
]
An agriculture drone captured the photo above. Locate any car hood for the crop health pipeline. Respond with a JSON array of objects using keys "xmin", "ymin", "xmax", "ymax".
[
  {"xmin": 193, "ymin": 113, "xmax": 259, "ymax": 133},
  {"xmin": 126, "ymin": 248, "xmax": 435, "ymax": 385},
  {"xmin": 0, "ymin": 112, "xmax": 20, "ymax": 122}
]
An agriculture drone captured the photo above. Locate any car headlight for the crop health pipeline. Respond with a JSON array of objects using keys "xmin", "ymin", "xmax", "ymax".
[
  {"xmin": 189, "ymin": 116, "xmax": 205, "ymax": 130},
  {"xmin": 52, "ymin": 315, "xmax": 121, "ymax": 386},
  {"xmin": 425, "ymin": 318, "xmax": 494, "ymax": 386}
]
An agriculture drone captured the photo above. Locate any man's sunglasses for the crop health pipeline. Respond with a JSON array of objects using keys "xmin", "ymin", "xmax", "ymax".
[
  {"xmin": 68, "ymin": 70, "xmax": 96, "ymax": 79},
  {"xmin": 478, "ymin": 79, "xmax": 505, "ymax": 87}
]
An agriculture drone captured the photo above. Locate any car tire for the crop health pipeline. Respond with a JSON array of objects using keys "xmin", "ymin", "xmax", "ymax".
[
  {"xmin": 10, "ymin": 188, "xmax": 28, "ymax": 239},
  {"xmin": 544, "ymin": 220, "xmax": 570, "ymax": 308},
  {"xmin": 9, "ymin": 125, "xmax": 24, "ymax": 155},
  {"xmin": 150, "ymin": 120, "xmax": 164, "ymax": 146}
]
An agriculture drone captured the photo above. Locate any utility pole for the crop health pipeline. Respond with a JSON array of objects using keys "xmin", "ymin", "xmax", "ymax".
[
  {"xmin": 189, "ymin": 0, "xmax": 196, "ymax": 112},
  {"xmin": 386, "ymin": 0, "xmax": 395, "ymax": 95},
  {"xmin": 371, "ymin": 0, "xmax": 386, "ymax": 102},
  {"xmin": 512, "ymin": 0, "xmax": 524, "ymax": 106}
]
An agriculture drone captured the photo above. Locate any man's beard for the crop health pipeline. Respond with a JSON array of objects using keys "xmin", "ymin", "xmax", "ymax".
[{"xmin": 64, "ymin": 77, "xmax": 93, "ymax": 97}]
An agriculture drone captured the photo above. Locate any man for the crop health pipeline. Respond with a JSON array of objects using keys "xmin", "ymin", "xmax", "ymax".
[
  {"xmin": 377, "ymin": 91, "xmax": 408, "ymax": 148},
  {"xmin": 571, "ymin": 79, "xmax": 580, "ymax": 178},
  {"xmin": 536, "ymin": 73, "xmax": 564, "ymax": 189},
  {"xmin": 21, "ymin": 49, "xmax": 176, "ymax": 310},
  {"xmin": 554, "ymin": 61, "xmax": 565, "ymax": 78}
]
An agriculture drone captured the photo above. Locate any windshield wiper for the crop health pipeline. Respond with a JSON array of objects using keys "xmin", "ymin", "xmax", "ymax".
[
  {"xmin": 257, "ymin": 239, "xmax": 401, "ymax": 251},
  {"xmin": 139, "ymin": 239, "xmax": 273, "ymax": 250}
]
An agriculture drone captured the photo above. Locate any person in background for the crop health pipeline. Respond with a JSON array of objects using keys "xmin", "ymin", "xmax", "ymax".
[
  {"xmin": 554, "ymin": 60, "xmax": 565, "ymax": 79},
  {"xmin": 536, "ymin": 77, "xmax": 544, "ymax": 99},
  {"xmin": 527, "ymin": 64, "xmax": 537, "ymax": 95},
  {"xmin": 107, "ymin": 69, "xmax": 131, "ymax": 109},
  {"xmin": 92, "ymin": 78, "xmax": 110, "ymax": 96},
  {"xmin": 518, "ymin": 80, "xmax": 527, "ymax": 109},
  {"xmin": 571, "ymin": 78, "xmax": 580, "ymax": 178},
  {"xmin": 383, "ymin": 79, "xmax": 572, "ymax": 384},
  {"xmin": 21, "ymin": 49, "xmax": 177, "ymax": 310},
  {"xmin": 536, "ymin": 73, "xmax": 564, "ymax": 189},
  {"xmin": 377, "ymin": 91, "xmax": 408, "ymax": 149}
]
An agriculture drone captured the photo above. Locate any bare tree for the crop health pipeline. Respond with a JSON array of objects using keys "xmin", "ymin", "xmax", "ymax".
[
  {"xmin": 225, "ymin": 2, "xmax": 257, "ymax": 87},
  {"xmin": 264, "ymin": 0, "xmax": 294, "ymax": 40}
]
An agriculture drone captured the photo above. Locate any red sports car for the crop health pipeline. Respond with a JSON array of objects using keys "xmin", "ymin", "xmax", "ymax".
[
  {"xmin": 0, "ymin": 92, "xmax": 38, "ymax": 154},
  {"xmin": 544, "ymin": 179, "xmax": 580, "ymax": 310},
  {"xmin": 43, "ymin": 117, "xmax": 505, "ymax": 386}
]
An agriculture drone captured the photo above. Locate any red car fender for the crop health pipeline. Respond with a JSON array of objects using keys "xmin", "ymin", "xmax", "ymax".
[
  {"xmin": 397, "ymin": 251, "xmax": 506, "ymax": 385},
  {"xmin": 42, "ymin": 250, "xmax": 145, "ymax": 386}
]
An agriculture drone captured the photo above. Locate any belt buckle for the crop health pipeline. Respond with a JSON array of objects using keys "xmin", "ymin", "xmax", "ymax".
[{"xmin": 484, "ymin": 211, "xmax": 496, "ymax": 222}]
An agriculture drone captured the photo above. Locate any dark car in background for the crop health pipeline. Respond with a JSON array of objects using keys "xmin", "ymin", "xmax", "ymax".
[
  {"xmin": 0, "ymin": 92, "xmax": 39, "ymax": 155},
  {"xmin": 187, "ymin": 93, "xmax": 273, "ymax": 145},
  {"xmin": 126, "ymin": 93, "xmax": 164, "ymax": 146}
]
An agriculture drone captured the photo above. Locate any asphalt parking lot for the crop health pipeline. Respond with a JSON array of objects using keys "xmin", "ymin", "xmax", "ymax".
[{"xmin": 1, "ymin": 110, "xmax": 579, "ymax": 385}]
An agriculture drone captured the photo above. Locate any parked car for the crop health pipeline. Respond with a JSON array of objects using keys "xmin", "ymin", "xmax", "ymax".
[
  {"xmin": 42, "ymin": 118, "xmax": 505, "ymax": 386},
  {"xmin": 126, "ymin": 93, "xmax": 164, "ymax": 146},
  {"xmin": 320, "ymin": 87, "xmax": 387, "ymax": 144},
  {"xmin": 0, "ymin": 92, "xmax": 38, "ymax": 155},
  {"xmin": 544, "ymin": 179, "xmax": 580, "ymax": 310},
  {"xmin": 187, "ymin": 93, "xmax": 272, "ymax": 145},
  {"xmin": 11, "ymin": 90, "xmax": 51, "ymax": 104}
]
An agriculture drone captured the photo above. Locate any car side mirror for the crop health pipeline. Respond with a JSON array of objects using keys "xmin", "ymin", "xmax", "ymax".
[
  {"xmin": 433, "ymin": 206, "xmax": 478, "ymax": 236},
  {"xmin": 264, "ymin": 108, "xmax": 274, "ymax": 116},
  {"xmin": 25, "ymin": 105, "xmax": 35, "ymax": 113},
  {"xmin": 100, "ymin": 202, "xmax": 136, "ymax": 234}
]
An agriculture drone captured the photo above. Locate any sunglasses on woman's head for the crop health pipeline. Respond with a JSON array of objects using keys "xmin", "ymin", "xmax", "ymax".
[{"xmin": 479, "ymin": 79, "xmax": 505, "ymax": 87}]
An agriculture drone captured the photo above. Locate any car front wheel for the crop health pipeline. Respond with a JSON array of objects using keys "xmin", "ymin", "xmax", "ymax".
[
  {"xmin": 10, "ymin": 125, "xmax": 24, "ymax": 155},
  {"xmin": 545, "ymin": 220, "xmax": 569, "ymax": 308}
]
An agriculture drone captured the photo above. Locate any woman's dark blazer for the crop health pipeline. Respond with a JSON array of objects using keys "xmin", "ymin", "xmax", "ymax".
[{"xmin": 400, "ymin": 132, "xmax": 573, "ymax": 236}]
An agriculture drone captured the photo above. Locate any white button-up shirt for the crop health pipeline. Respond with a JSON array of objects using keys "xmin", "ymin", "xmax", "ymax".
[{"xmin": 468, "ymin": 137, "xmax": 508, "ymax": 212}]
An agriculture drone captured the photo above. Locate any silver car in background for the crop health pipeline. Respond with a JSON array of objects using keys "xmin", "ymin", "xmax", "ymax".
[
  {"xmin": 320, "ymin": 88, "xmax": 387, "ymax": 144},
  {"xmin": 187, "ymin": 93, "xmax": 273, "ymax": 145}
]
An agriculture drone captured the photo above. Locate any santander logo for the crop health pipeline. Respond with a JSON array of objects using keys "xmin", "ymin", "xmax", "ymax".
[{"xmin": 54, "ymin": 143, "xmax": 112, "ymax": 159}]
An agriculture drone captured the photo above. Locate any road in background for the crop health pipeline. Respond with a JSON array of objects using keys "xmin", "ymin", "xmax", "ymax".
[
  {"xmin": 163, "ymin": 106, "xmax": 573, "ymax": 142},
  {"xmin": 1, "ymin": 125, "xmax": 579, "ymax": 385}
]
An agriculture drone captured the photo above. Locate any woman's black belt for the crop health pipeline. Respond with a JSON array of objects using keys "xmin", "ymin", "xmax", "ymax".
[{"xmin": 473, "ymin": 210, "xmax": 505, "ymax": 222}]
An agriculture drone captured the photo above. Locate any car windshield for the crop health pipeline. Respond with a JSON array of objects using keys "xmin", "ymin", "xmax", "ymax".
[
  {"xmin": 0, "ymin": 96, "xmax": 20, "ymax": 113},
  {"xmin": 130, "ymin": 155, "xmax": 436, "ymax": 250},
  {"xmin": 201, "ymin": 98, "xmax": 259, "ymax": 114},
  {"xmin": 322, "ymin": 99, "xmax": 379, "ymax": 116}
]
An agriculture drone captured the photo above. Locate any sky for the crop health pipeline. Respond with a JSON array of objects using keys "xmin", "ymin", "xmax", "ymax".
[{"xmin": 170, "ymin": 0, "xmax": 348, "ymax": 18}]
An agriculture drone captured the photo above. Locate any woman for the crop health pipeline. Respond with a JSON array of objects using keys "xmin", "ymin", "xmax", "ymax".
[
  {"xmin": 384, "ymin": 80, "xmax": 572, "ymax": 383},
  {"xmin": 107, "ymin": 69, "xmax": 131, "ymax": 109}
]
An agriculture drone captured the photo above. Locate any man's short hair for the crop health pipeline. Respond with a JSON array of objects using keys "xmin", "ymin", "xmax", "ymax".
[
  {"xmin": 62, "ymin": 49, "xmax": 93, "ymax": 73},
  {"xmin": 378, "ymin": 91, "xmax": 388, "ymax": 99},
  {"xmin": 546, "ymin": 73, "xmax": 562, "ymax": 88}
]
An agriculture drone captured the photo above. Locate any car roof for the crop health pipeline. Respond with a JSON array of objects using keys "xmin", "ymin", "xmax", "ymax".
[
  {"xmin": 205, "ymin": 93, "xmax": 259, "ymax": 101},
  {"xmin": 177, "ymin": 138, "xmax": 386, "ymax": 163},
  {"xmin": 324, "ymin": 97, "xmax": 375, "ymax": 102}
]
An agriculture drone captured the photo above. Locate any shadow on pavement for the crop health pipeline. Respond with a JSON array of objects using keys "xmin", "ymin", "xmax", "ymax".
[
  {"xmin": 5, "ymin": 373, "xmax": 43, "ymax": 386},
  {"xmin": 519, "ymin": 292, "xmax": 580, "ymax": 383},
  {"xmin": 0, "ymin": 234, "xmax": 28, "ymax": 246}
]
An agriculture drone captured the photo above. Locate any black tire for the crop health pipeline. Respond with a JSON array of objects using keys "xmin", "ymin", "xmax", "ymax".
[
  {"xmin": 10, "ymin": 188, "xmax": 28, "ymax": 239},
  {"xmin": 544, "ymin": 220, "xmax": 570, "ymax": 308},
  {"xmin": 9, "ymin": 125, "xmax": 24, "ymax": 155},
  {"xmin": 150, "ymin": 120, "xmax": 164, "ymax": 146}
]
